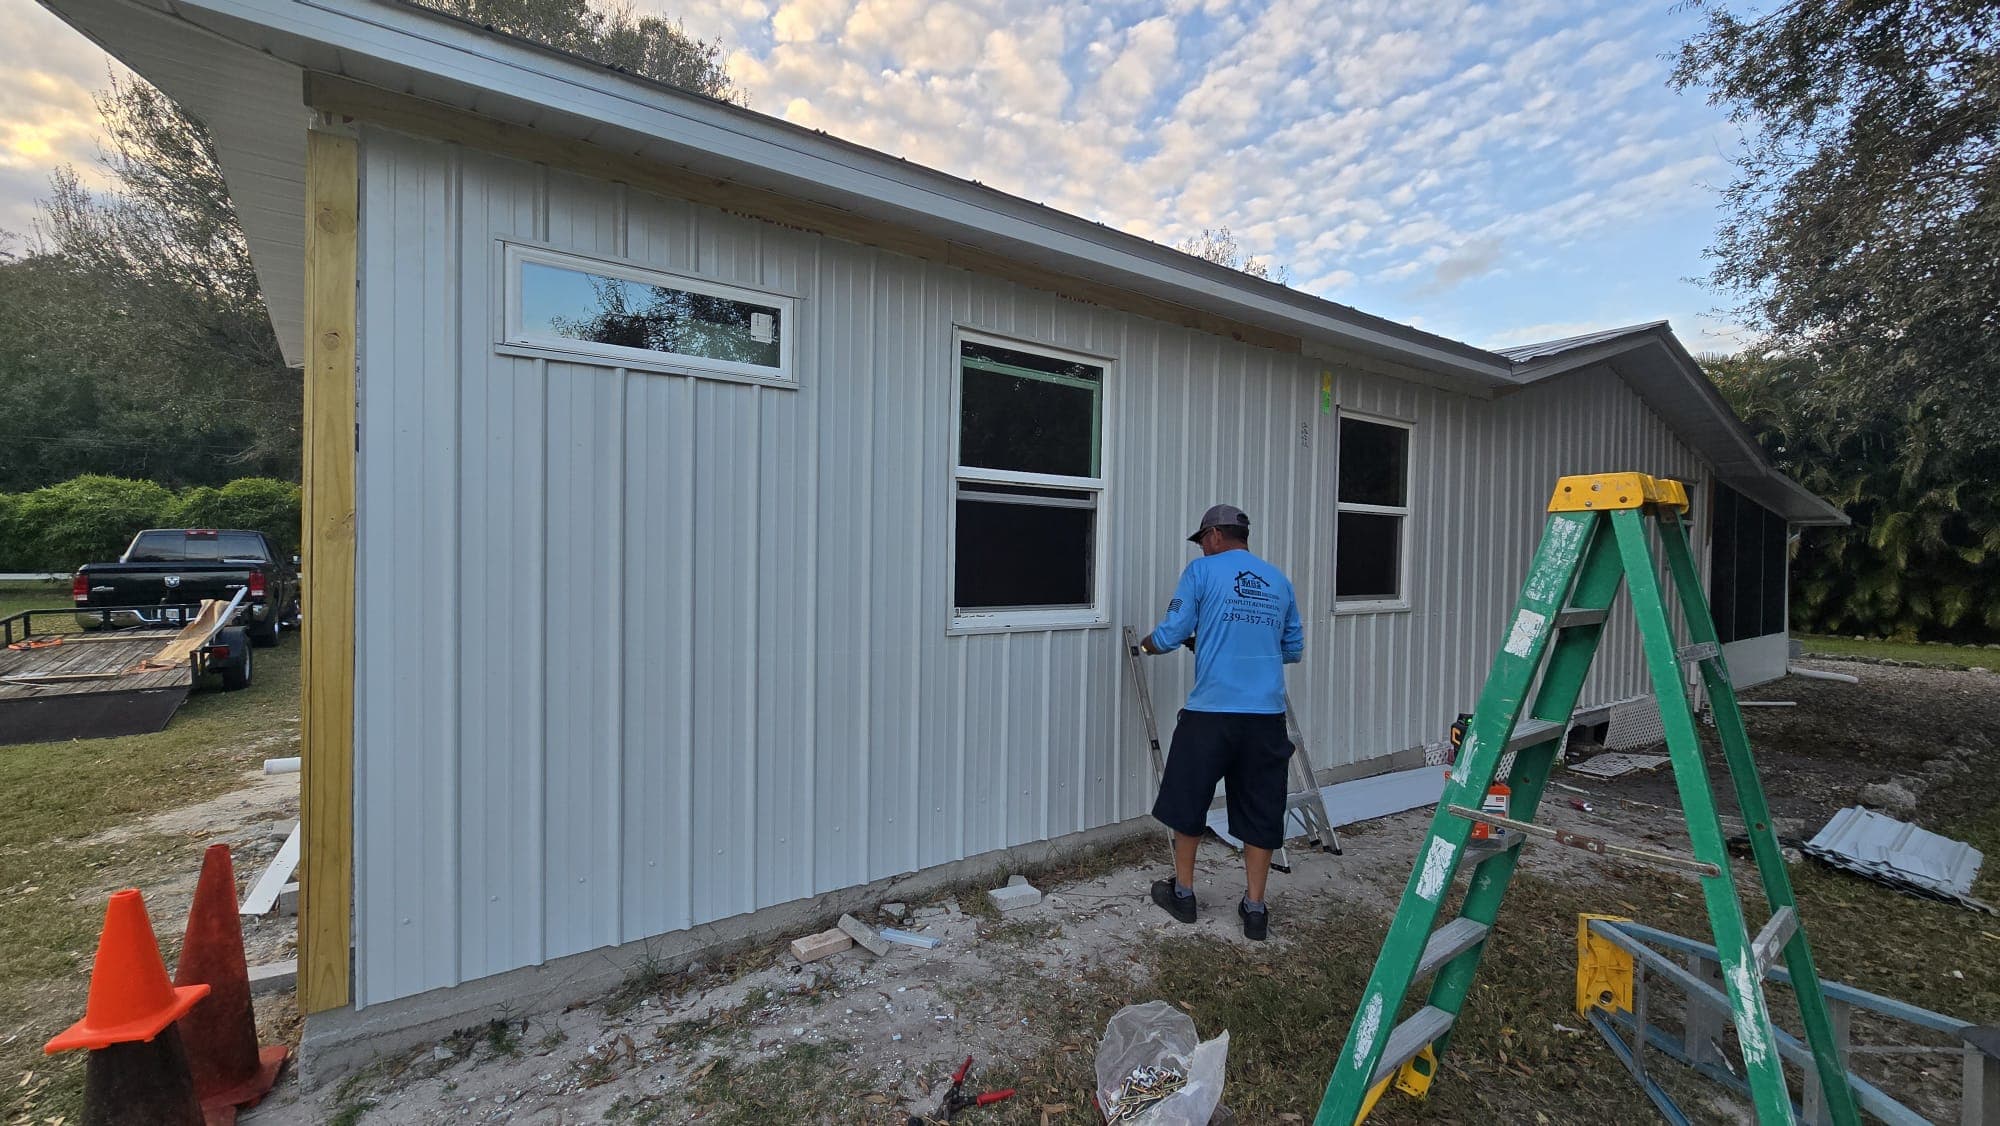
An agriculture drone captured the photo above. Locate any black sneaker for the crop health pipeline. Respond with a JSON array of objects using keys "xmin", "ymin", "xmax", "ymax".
[
  {"xmin": 1238, "ymin": 900, "xmax": 1269, "ymax": 941},
  {"xmin": 1150, "ymin": 878, "xmax": 1197, "ymax": 923}
]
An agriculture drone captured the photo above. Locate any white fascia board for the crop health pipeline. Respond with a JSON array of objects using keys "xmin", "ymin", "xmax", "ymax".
[{"xmin": 142, "ymin": 0, "xmax": 1514, "ymax": 387}]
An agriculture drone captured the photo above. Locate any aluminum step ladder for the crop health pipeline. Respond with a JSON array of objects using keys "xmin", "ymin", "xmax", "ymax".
[
  {"xmin": 1122, "ymin": 628, "xmax": 1341, "ymax": 873},
  {"xmin": 1313, "ymin": 472, "xmax": 1859, "ymax": 1126}
]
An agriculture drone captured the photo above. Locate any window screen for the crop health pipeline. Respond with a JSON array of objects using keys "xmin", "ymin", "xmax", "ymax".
[{"xmin": 1709, "ymin": 483, "xmax": 1789, "ymax": 643}]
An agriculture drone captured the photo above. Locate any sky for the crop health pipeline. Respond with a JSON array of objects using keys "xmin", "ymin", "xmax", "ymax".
[{"xmin": 2, "ymin": 0, "xmax": 1756, "ymax": 355}]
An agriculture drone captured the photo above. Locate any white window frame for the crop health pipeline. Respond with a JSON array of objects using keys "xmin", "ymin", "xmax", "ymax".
[
  {"xmin": 948, "ymin": 328, "xmax": 1113, "ymax": 634},
  {"xmin": 1333, "ymin": 410, "xmax": 1414, "ymax": 614},
  {"xmin": 499, "ymin": 241, "xmax": 797, "ymax": 385}
]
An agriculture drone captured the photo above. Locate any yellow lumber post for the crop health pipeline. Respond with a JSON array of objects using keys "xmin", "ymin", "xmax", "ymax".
[{"xmin": 300, "ymin": 123, "xmax": 358, "ymax": 1014}]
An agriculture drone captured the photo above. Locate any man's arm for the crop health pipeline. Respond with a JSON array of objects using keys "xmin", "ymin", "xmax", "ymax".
[
  {"xmin": 1142, "ymin": 564, "xmax": 1201, "ymax": 654},
  {"xmin": 1280, "ymin": 587, "xmax": 1305, "ymax": 665}
]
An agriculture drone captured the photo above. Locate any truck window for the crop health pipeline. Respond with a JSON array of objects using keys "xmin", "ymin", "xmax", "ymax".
[
  {"xmin": 124, "ymin": 531, "xmax": 187, "ymax": 562},
  {"xmin": 123, "ymin": 531, "xmax": 270, "ymax": 563},
  {"xmin": 186, "ymin": 533, "xmax": 270, "ymax": 562}
]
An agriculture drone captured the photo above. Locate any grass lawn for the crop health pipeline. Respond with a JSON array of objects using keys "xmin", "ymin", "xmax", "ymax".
[
  {"xmin": 1797, "ymin": 633, "xmax": 1999, "ymax": 667},
  {"xmin": 0, "ymin": 613, "xmax": 300, "ymax": 1122},
  {"xmin": 0, "ymin": 577, "xmax": 72, "ymax": 623}
]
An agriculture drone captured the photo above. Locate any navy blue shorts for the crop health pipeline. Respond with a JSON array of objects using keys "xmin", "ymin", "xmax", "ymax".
[{"xmin": 1151, "ymin": 709, "xmax": 1294, "ymax": 850}]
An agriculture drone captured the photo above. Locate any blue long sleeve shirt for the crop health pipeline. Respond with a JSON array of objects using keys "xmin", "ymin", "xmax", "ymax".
[{"xmin": 1148, "ymin": 548, "xmax": 1304, "ymax": 714}]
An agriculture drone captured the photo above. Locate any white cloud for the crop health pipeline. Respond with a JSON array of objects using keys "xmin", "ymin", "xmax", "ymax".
[{"xmin": 4, "ymin": 0, "xmax": 1739, "ymax": 349}]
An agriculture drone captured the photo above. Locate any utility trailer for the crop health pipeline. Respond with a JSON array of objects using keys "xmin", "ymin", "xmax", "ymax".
[{"xmin": 0, "ymin": 588, "xmax": 256, "ymax": 746}]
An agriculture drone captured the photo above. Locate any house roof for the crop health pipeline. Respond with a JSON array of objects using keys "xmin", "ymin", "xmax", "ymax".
[{"xmin": 36, "ymin": 0, "xmax": 1845, "ymax": 525}]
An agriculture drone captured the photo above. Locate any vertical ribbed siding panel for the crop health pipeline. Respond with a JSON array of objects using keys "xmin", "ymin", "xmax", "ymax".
[
  {"xmin": 540, "ymin": 361, "xmax": 622, "ymax": 959},
  {"xmin": 451, "ymin": 146, "xmax": 543, "ymax": 985},
  {"xmin": 812, "ymin": 245, "xmax": 869, "ymax": 894},
  {"xmin": 917, "ymin": 261, "xmax": 957, "ymax": 871},
  {"xmin": 355, "ymin": 131, "xmax": 461, "ymax": 1002},
  {"xmin": 753, "ymin": 221, "xmax": 816, "ymax": 909},
  {"xmin": 619, "ymin": 371, "xmax": 692, "ymax": 940},
  {"xmin": 617, "ymin": 188, "xmax": 694, "ymax": 940},
  {"xmin": 869, "ymin": 252, "xmax": 921, "ymax": 879},
  {"xmin": 350, "ymin": 135, "xmax": 1721, "ymax": 1007},
  {"xmin": 540, "ymin": 170, "xmax": 623, "ymax": 961},
  {"xmin": 688, "ymin": 379, "xmax": 760, "ymax": 924}
]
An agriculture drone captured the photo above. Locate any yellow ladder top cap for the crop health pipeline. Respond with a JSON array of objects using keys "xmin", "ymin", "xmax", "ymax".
[{"xmin": 1548, "ymin": 472, "xmax": 1688, "ymax": 513}]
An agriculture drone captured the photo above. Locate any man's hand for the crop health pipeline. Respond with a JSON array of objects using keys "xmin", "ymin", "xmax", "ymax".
[{"xmin": 1138, "ymin": 635, "xmax": 1161, "ymax": 655}]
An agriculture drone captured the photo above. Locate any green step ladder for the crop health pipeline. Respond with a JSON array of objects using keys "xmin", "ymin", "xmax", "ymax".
[{"xmin": 1314, "ymin": 472, "xmax": 1859, "ymax": 1126}]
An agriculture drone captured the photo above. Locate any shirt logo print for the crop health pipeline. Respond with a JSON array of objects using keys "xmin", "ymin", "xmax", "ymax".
[{"xmin": 1233, "ymin": 571, "xmax": 1274, "ymax": 600}]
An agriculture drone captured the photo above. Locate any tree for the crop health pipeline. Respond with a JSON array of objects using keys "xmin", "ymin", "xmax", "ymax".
[
  {"xmin": 1175, "ymin": 227, "xmax": 1290, "ymax": 285},
  {"xmin": 416, "ymin": 0, "xmax": 737, "ymax": 101},
  {"xmin": 8, "ymin": 0, "xmax": 738, "ymax": 491},
  {"xmin": 1707, "ymin": 353, "xmax": 2000, "ymax": 640},
  {"xmin": 1672, "ymin": 1, "xmax": 2000, "ymax": 475}
]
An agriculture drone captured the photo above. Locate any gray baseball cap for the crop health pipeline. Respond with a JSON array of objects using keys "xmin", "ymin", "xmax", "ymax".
[{"xmin": 1188, "ymin": 503, "xmax": 1250, "ymax": 542}]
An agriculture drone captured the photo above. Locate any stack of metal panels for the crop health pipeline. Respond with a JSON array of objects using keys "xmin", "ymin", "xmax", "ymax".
[{"xmin": 1804, "ymin": 806, "xmax": 1991, "ymax": 912}]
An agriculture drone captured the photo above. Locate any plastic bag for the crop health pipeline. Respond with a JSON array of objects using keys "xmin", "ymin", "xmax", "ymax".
[{"xmin": 1094, "ymin": 1000, "xmax": 1229, "ymax": 1125}]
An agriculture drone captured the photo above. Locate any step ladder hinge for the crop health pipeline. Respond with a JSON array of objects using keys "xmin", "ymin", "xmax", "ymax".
[
  {"xmin": 1750, "ymin": 906, "xmax": 1798, "ymax": 979},
  {"xmin": 1677, "ymin": 641, "xmax": 1721, "ymax": 664}
]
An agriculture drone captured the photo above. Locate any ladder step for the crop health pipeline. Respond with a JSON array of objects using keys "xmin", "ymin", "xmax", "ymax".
[
  {"xmin": 1463, "ymin": 827, "xmax": 1526, "ymax": 863},
  {"xmin": 1415, "ymin": 917, "xmax": 1491, "ymax": 980},
  {"xmin": 1555, "ymin": 607, "xmax": 1608, "ymax": 628},
  {"xmin": 1369, "ymin": 1005, "xmax": 1456, "ymax": 1088},
  {"xmin": 1506, "ymin": 717, "xmax": 1565, "ymax": 753}
]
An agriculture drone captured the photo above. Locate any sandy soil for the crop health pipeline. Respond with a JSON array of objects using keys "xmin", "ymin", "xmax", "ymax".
[{"xmin": 120, "ymin": 657, "xmax": 1984, "ymax": 1124}]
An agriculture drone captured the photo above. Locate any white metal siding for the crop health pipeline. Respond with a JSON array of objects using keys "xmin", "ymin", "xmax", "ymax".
[{"xmin": 352, "ymin": 128, "xmax": 1707, "ymax": 1006}]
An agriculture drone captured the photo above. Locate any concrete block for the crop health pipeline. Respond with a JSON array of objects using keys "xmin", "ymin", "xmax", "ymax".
[
  {"xmin": 1006, "ymin": 874, "xmax": 1029, "ymax": 888},
  {"xmin": 837, "ymin": 913, "xmax": 891, "ymax": 957},
  {"xmin": 277, "ymin": 882, "xmax": 300, "ymax": 917},
  {"xmin": 988, "ymin": 882, "xmax": 1042, "ymax": 913},
  {"xmin": 789, "ymin": 929, "xmax": 853, "ymax": 963},
  {"xmin": 881, "ymin": 902, "xmax": 907, "ymax": 920},
  {"xmin": 249, "ymin": 959, "xmax": 297, "ymax": 997}
]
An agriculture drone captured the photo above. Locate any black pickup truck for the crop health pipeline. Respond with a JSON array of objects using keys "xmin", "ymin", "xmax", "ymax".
[{"xmin": 73, "ymin": 529, "xmax": 301, "ymax": 647}]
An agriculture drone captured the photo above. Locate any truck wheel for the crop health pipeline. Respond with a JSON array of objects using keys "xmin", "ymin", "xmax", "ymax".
[
  {"xmin": 249, "ymin": 614, "xmax": 281, "ymax": 648},
  {"xmin": 219, "ymin": 628, "xmax": 254, "ymax": 691}
]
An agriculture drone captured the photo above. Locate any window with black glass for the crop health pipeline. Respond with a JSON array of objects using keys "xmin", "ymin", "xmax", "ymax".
[
  {"xmin": 953, "ymin": 339, "xmax": 1106, "ymax": 621},
  {"xmin": 504, "ymin": 244, "xmax": 794, "ymax": 381},
  {"xmin": 1334, "ymin": 415, "xmax": 1412, "ymax": 605}
]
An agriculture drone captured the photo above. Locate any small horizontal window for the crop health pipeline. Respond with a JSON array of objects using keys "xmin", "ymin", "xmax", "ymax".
[{"xmin": 503, "ymin": 244, "xmax": 794, "ymax": 382}]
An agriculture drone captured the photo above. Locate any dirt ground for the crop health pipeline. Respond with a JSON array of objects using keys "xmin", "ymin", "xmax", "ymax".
[{"xmin": 15, "ymin": 658, "xmax": 1989, "ymax": 1124}]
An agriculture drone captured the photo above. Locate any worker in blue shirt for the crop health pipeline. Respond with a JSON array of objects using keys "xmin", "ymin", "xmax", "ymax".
[{"xmin": 1138, "ymin": 503, "xmax": 1304, "ymax": 940}]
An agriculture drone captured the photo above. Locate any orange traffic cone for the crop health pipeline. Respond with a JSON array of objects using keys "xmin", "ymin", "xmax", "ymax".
[
  {"xmin": 174, "ymin": 845, "xmax": 288, "ymax": 1125},
  {"xmin": 45, "ymin": 889, "xmax": 211, "ymax": 1126}
]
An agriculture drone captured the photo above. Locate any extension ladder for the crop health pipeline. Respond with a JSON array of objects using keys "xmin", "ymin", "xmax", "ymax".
[
  {"xmin": 1122, "ymin": 628, "xmax": 1341, "ymax": 872},
  {"xmin": 1313, "ymin": 472, "xmax": 1859, "ymax": 1126}
]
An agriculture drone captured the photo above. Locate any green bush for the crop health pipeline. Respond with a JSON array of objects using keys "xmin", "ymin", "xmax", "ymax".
[
  {"xmin": 0, "ymin": 493, "xmax": 22, "ymax": 571},
  {"xmin": 13, "ymin": 476, "xmax": 175, "ymax": 572},
  {"xmin": 172, "ymin": 478, "xmax": 301, "ymax": 560},
  {"xmin": 0, "ymin": 474, "xmax": 300, "ymax": 573}
]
